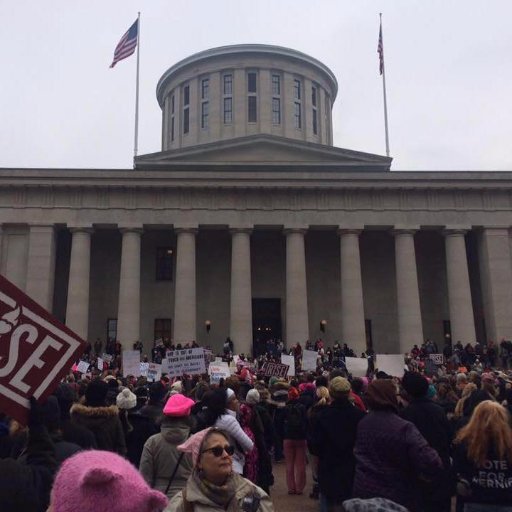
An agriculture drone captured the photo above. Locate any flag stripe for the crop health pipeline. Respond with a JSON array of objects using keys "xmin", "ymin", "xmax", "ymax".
[
  {"xmin": 377, "ymin": 23, "xmax": 384, "ymax": 75},
  {"xmin": 110, "ymin": 19, "xmax": 138, "ymax": 68}
]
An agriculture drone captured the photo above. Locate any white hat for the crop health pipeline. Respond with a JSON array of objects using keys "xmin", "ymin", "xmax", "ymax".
[
  {"xmin": 226, "ymin": 388, "xmax": 237, "ymax": 403},
  {"xmin": 246, "ymin": 389, "xmax": 260, "ymax": 405},
  {"xmin": 116, "ymin": 387, "xmax": 137, "ymax": 410}
]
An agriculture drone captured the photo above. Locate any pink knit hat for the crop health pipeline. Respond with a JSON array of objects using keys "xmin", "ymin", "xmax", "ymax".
[
  {"xmin": 178, "ymin": 427, "xmax": 210, "ymax": 465},
  {"xmin": 51, "ymin": 450, "xmax": 167, "ymax": 512},
  {"xmin": 163, "ymin": 393, "xmax": 195, "ymax": 417}
]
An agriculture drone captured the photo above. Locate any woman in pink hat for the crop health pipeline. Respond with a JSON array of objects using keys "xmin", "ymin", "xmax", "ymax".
[{"xmin": 139, "ymin": 393, "xmax": 195, "ymax": 500}]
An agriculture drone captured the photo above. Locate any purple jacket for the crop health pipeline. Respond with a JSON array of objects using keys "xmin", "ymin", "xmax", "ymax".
[{"xmin": 353, "ymin": 410, "xmax": 442, "ymax": 511}]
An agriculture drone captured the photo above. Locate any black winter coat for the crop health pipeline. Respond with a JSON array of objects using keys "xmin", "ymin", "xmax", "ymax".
[{"xmin": 308, "ymin": 399, "xmax": 365, "ymax": 500}]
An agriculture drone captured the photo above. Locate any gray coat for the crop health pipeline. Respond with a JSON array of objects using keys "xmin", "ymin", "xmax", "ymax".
[{"xmin": 139, "ymin": 417, "xmax": 193, "ymax": 499}]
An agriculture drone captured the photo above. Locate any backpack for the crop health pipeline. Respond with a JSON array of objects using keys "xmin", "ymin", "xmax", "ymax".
[{"xmin": 284, "ymin": 402, "xmax": 305, "ymax": 438}]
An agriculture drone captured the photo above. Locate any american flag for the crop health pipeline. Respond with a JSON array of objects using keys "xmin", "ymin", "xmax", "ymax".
[
  {"xmin": 377, "ymin": 22, "xmax": 384, "ymax": 75},
  {"xmin": 110, "ymin": 19, "xmax": 138, "ymax": 68}
]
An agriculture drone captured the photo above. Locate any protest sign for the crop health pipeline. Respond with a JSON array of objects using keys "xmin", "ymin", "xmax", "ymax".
[
  {"xmin": 162, "ymin": 348, "xmax": 206, "ymax": 378},
  {"xmin": 101, "ymin": 353, "xmax": 113, "ymax": 363},
  {"xmin": 261, "ymin": 362, "xmax": 289, "ymax": 379},
  {"xmin": 76, "ymin": 361, "xmax": 90, "ymax": 374},
  {"xmin": 345, "ymin": 357, "xmax": 368, "ymax": 377},
  {"xmin": 208, "ymin": 363, "xmax": 231, "ymax": 384},
  {"xmin": 377, "ymin": 354, "xmax": 406, "ymax": 377},
  {"xmin": 146, "ymin": 363, "xmax": 162, "ymax": 382},
  {"xmin": 302, "ymin": 350, "xmax": 318, "ymax": 371},
  {"xmin": 140, "ymin": 362, "xmax": 149, "ymax": 377},
  {"xmin": 0, "ymin": 274, "xmax": 86, "ymax": 424},
  {"xmin": 429, "ymin": 354, "xmax": 444, "ymax": 365},
  {"xmin": 281, "ymin": 354, "xmax": 295, "ymax": 376},
  {"xmin": 97, "ymin": 357, "xmax": 104, "ymax": 371},
  {"xmin": 122, "ymin": 350, "xmax": 141, "ymax": 377}
]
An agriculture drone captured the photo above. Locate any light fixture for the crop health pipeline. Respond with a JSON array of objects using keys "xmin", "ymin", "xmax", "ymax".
[
  {"xmin": 205, "ymin": 320, "xmax": 211, "ymax": 333},
  {"xmin": 320, "ymin": 319, "xmax": 327, "ymax": 333}
]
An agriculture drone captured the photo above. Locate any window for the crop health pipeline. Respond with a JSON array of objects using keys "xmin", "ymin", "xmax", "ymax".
[
  {"xmin": 272, "ymin": 98, "xmax": 281, "ymax": 124},
  {"xmin": 201, "ymin": 101, "xmax": 209, "ymax": 129},
  {"xmin": 201, "ymin": 78, "xmax": 209, "ymax": 100},
  {"xmin": 107, "ymin": 318, "xmax": 117, "ymax": 343},
  {"xmin": 271, "ymin": 74, "xmax": 280, "ymax": 95},
  {"xmin": 248, "ymin": 96, "xmax": 257, "ymax": 123},
  {"xmin": 170, "ymin": 93, "xmax": 175, "ymax": 141},
  {"xmin": 224, "ymin": 97, "xmax": 233, "ymax": 124},
  {"xmin": 312, "ymin": 85, "xmax": 318, "ymax": 135},
  {"xmin": 154, "ymin": 318, "xmax": 172, "ymax": 343},
  {"xmin": 183, "ymin": 84, "xmax": 190, "ymax": 134},
  {"xmin": 223, "ymin": 74, "xmax": 233, "ymax": 95},
  {"xmin": 171, "ymin": 95, "xmax": 175, "ymax": 114},
  {"xmin": 247, "ymin": 72, "xmax": 257, "ymax": 93},
  {"xmin": 156, "ymin": 247, "xmax": 173, "ymax": 280},
  {"xmin": 294, "ymin": 101, "xmax": 302, "ymax": 129},
  {"xmin": 293, "ymin": 79, "xmax": 301, "ymax": 100}
]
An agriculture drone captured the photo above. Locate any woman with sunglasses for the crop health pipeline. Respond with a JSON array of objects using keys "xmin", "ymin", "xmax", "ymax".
[{"xmin": 168, "ymin": 428, "xmax": 274, "ymax": 512}]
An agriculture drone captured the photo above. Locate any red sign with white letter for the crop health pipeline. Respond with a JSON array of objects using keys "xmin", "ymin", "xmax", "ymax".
[{"xmin": 0, "ymin": 274, "xmax": 85, "ymax": 424}]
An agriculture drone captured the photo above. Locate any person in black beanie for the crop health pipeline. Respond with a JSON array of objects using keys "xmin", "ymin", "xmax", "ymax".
[
  {"xmin": 400, "ymin": 372, "xmax": 453, "ymax": 512},
  {"xmin": 138, "ymin": 381, "xmax": 166, "ymax": 428},
  {"xmin": 70, "ymin": 378, "xmax": 126, "ymax": 455}
]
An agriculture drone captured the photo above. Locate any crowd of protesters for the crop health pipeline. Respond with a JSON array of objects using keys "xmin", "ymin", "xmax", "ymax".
[{"xmin": 1, "ymin": 336, "xmax": 512, "ymax": 512}]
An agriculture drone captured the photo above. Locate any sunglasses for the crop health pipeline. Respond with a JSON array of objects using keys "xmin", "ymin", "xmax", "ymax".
[{"xmin": 202, "ymin": 444, "xmax": 235, "ymax": 457}]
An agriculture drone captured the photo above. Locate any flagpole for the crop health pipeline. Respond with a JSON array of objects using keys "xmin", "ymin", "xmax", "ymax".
[
  {"xmin": 133, "ymin": 12, "xmax": 141, "ymax": 165},
  {"xmin": 380, "ymin": 13, "xmax": 390, "ymax": 158}
]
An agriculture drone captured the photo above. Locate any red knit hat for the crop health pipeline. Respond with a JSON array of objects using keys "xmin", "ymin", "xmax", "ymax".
[{"xmin": 288, "ymin": 387, "xmax": 300, "ymax": 401}]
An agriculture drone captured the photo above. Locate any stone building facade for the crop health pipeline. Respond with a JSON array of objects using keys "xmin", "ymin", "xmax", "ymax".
[{"xmin": 1, "ymin": 44, "xmax": 512, "ymax": 357}]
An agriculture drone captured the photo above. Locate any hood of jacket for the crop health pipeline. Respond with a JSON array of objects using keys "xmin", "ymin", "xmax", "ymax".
[
  {"xmin": 160, "ymin": 418, "xmax": 190, "ymax": 445},
  {"xmin": 70, "ymin": 403, "xmax": 119, "ymax": 428}
]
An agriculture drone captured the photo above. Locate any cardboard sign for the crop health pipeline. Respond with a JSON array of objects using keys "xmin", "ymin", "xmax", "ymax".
[
  {"xmin": 281, "ymin": 354, "xmax": 295, "ymax": 376},
  {"xmin": 162, "ymin": 348, "xmax": 206, "ymax": 378},
  {"xmin": 345, "ymin": 356, "xmax": 369, "ymax": 377},
  {"xmin": 76, "ymin": 360, "xmax": 90, "ymax": 374},
  {"xmin": 261, "ymin": 362, "xmax": 289, "ymax": 378},
  {"xmin": 122, "ymin": 350, "xmax": 141, "ymax": 377},
  {"xmin": 146, "ymin": 363, "xmax": 162, "ymax": 382},
  {"xmin": 208, "ymin": 363, "xmax": 231, "ymax": 384},
  {"xmin": 302, "ymin": 350, "xmax": 318, "ymax": 371},
  {"xmin": 0, "ymin": 274, "xmax": 85, "ymax": 424},
  {"xmin": 377, "ymin": 354, "xmax": 406, "ymax": 377},
  {"xmin": 429, "ymin": 353, "xmax": 444, "ymax": 365}
]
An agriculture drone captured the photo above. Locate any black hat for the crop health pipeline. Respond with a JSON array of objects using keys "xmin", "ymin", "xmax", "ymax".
[
  {"xmin": 148, "ymin": 382, "xmax": 166, "ymax": 403},
  {"xmin": 85, "ymin": 378, "xmax": 109, "ymax": 407},
  {"xmin": 402, "ymin": 372, "xmax": 429, "ymax": 398}
]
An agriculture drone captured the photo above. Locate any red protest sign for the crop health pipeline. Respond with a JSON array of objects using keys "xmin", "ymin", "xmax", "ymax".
[{"xmin": 0, "ymin": 274, "xmax": 85, "ymax": 424}]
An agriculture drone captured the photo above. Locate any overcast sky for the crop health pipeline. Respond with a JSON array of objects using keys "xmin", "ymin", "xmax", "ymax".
[{"xmin": 1, "ymin": 1, "xmax": 511, "ymax": 171}]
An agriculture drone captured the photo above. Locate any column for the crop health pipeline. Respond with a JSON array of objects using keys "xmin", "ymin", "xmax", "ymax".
[
  {"xmin": 230, "ymin": 228, "xmax": 253, "ymax": 356},
  {"xmin": 26, "ymin": 225, "xmax": 56, "ymax": 310},
  {"xmin": 285, "ymin": 228, "xmax": 309, "ymax": 344},
  {"xmin": 116, "ymin": 227, "xmax": 142, "ymax": 349},
  {"xmin": 173, "ymin": 228, "xmax": 197, "ymax": 343},
  {"xmin": 478, "ymin": 227, "xmax": 512, "ymax": 342},
  {"xmin": 65, "ymin": 228, "xmax": 92, "ymax": 340},
  {"xmin": 393, "ymin": 228, "xmax": 424, "ymax": 352},
  {"xmin": 444, "ymin": 229, "xmax": 476, "ymax": 344},
  {"xmin": 339, "ymin": 229, "xmax": 367, "ymax": 355}
]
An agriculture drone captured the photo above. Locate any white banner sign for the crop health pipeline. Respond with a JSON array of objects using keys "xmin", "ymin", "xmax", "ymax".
[
  {"xmin": 281, "ymin": 354, "xmax": 295, "ymax": 376},
  {"xmin": 97, "ymin": 357, "xmax": 104, "ymax": 371},
  {"xmin": 122, "ymin": 350, "xmax": 141, "ymax": 377},
  {"xmin": 208, "ymin": 363, "xmax": 231, "ymax": 384},
  {"xmin": 162, "ymin": 348, "xmax": 206, "ymax": 378},
  {"xmin": 345, "ymin": 357, "xmax": 368, "ymax": 377},
  {"xmin": 140, "ymin": 362, "xmax": 149, "ymax": 377},
  {"xmin": 76, "ymin": 360, "xmax": 90, "ymax": 374},
  {"xmin": 302, "ymin": 350, "xmax": 318, "ymax": 371},
  {"xmin": 147, "ymin": 363, "xmax": 162, "ymax": 382},
  {"xmin": 377, "ymin": 354, "xmax": 406, "ymax": 377}
]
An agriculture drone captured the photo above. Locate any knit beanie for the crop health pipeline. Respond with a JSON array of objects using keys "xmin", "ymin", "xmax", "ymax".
[
  {"xmin": 50, "ymin": 450, "xmax": 167, "ymax": 512},
  {"xmin": 366, "ymin": 380, "xmax": 398, "ymax": 412},
  {"xmin": 288, "ymin": 387, "xmax": 300, "ymax": 401},
  {"xmin": 343, "ymin": 497, "xmax": 409, "ymax": 512},
  {"xmin": 246, "ymin": 389, "xmax": 260, "ymax": 405},
  {"xmin": 116, "ymin": 388, "xmax": 137, "ymax": 410},
  {"xmin": 402, "ymin": 372, "xmax": 429, "ymax": 399},
  {"xmin": 85, "ymin": 378, "xmax": 108, "ymax": 407},
  {"xmin": 329, "ymin": 376, "xmax": 351, "ymax": 400}
]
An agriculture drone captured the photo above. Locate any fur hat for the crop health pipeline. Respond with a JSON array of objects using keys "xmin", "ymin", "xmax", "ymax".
[
  {"xmin": 246, "ymin": 389, "xmax": 260, "ymax": 405},
  {"xmin": 163, "ymin": 393, "xmax": 195, "ymax": 417},
  {"xmin": 50, "ymin": 450, "xmax": 167, "ymax": 512},
  {"xmin": 85, "ymin": 378, "xmax": 108, "ymax": 407},
  {"xmin": 116, "ymin": 388, "xmax": 137, "ymax": 410}
]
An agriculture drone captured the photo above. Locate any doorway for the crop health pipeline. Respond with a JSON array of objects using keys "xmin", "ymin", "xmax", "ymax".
[{"xmin": 252, "ymin": 298, "xmax": 282, "ymax": 356}]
